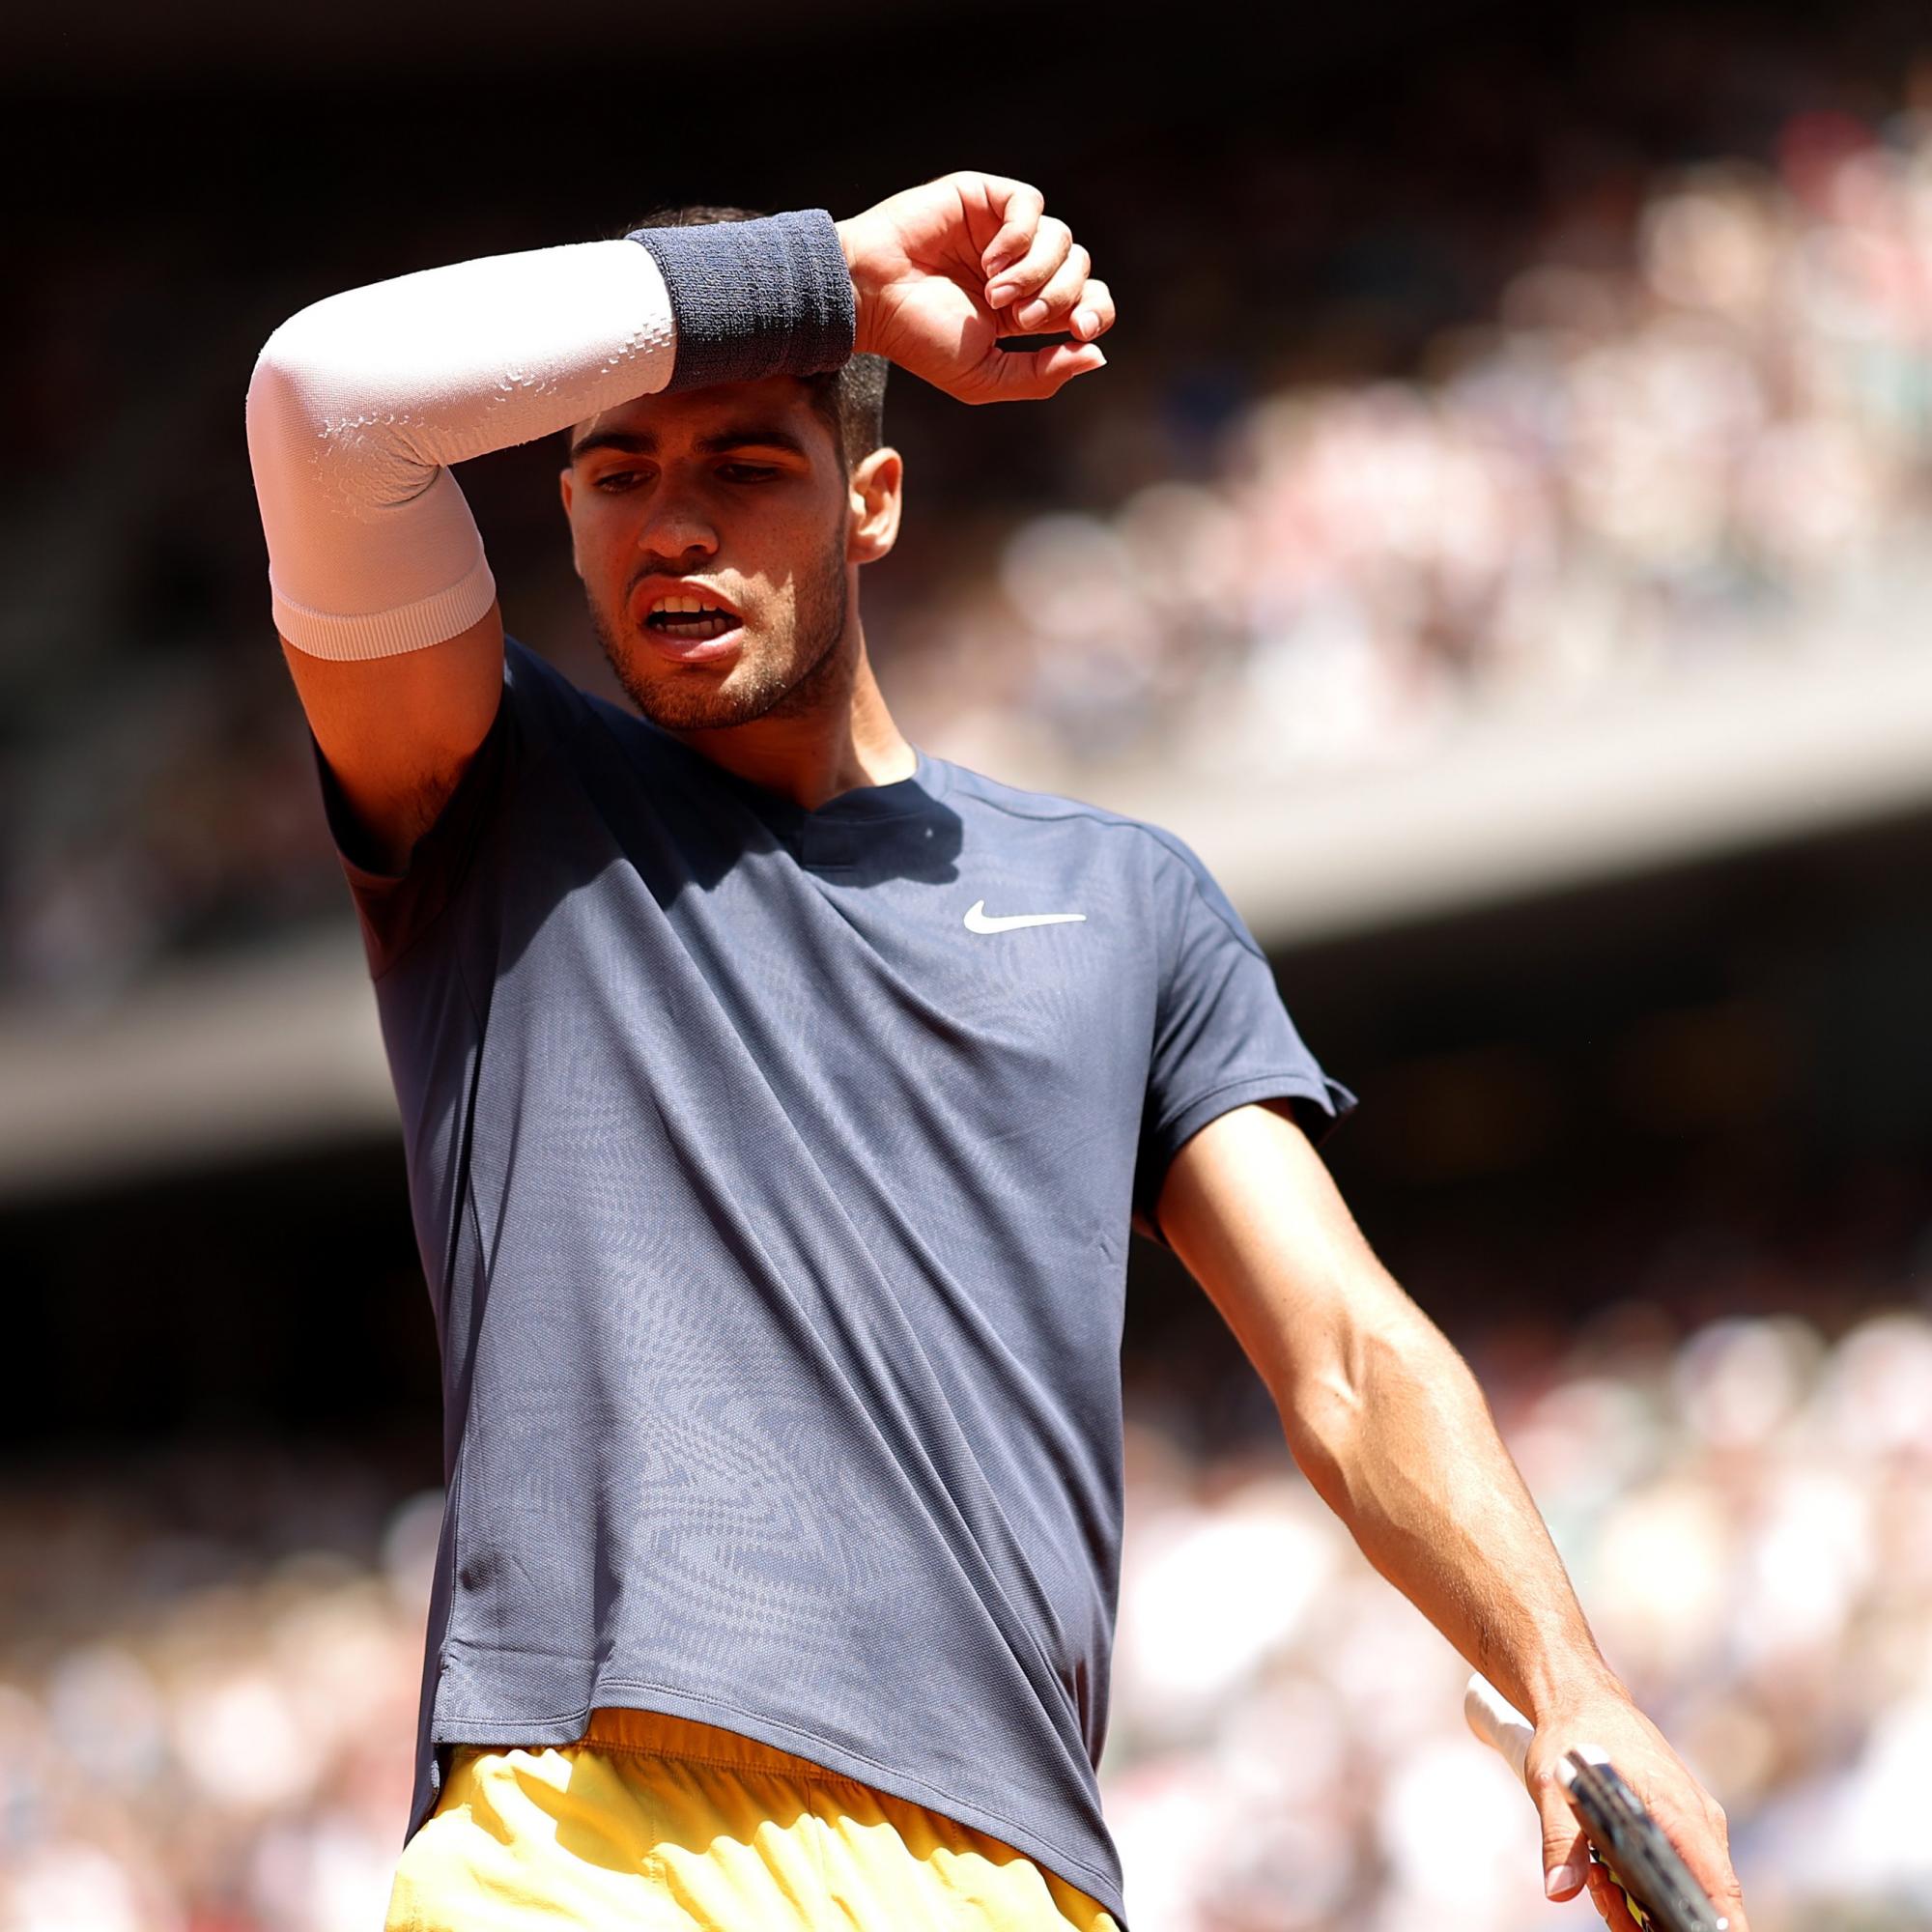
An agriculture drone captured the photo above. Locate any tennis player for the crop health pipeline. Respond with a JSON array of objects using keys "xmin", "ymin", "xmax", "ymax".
[{"xmin": 245, "ymin": 173, "xmax": 1749, "ymax": 1932}]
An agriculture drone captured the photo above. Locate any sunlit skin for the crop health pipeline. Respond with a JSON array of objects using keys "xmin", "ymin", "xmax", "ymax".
[{"xmin": 558, "ymin": 378, "xmax": 910, "ymax": 813}]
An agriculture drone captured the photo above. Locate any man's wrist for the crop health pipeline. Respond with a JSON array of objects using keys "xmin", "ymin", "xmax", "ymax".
[
  {"xmin": 627, "ymin": 209, "xmax": 855, "ymax": 393},
  {"xmin": 833, "ymin": 218, "xmax": 876, "ymax": 358},
  {"xmin": 1520, "ymin": 1650, "xmax": 1631, "ymax": 1726}
]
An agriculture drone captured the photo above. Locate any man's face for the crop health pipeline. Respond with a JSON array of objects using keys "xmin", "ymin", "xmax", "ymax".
[{"xmin": 559, "ymin": 377, "xmax": 854, "ymax": 733}]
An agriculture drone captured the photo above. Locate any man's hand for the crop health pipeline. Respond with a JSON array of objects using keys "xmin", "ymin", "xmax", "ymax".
[
  {"xmin": 836, "ymin": 172, "xmax": 1114, "ymax": 403},
  {"xmin": 1528, "ymin": 1686, "xmax": 1748, "ymax": 1932}
]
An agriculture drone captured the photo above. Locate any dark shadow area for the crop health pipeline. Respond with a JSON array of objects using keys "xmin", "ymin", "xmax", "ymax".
[{"xmin": 0, "ymin": 1138, "xmax": 441, "ymax": 1454}]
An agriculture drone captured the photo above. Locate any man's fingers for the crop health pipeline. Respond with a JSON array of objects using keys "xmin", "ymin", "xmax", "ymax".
[
  {"xmin": 975, "ymin": 177, "xmax": 1046, "ymax": 283},
  {"xmin": 1537, "ymin": 1780, "xmax": 1590, "ymax": 1902},
  {"xmin": 1698, "ymin": 1849, "xmax": 1750, "ymax": 1932},
  {"xmin": 986, "ymin": 214, "xmax": 1072, "ymax": 310},
  {"xmin": 1577, "ymin": 1815, "xmax": 1747, "ymax": 1932},
  {"xmin": 981, "ymin": 339, "xmax": 1106, "ymax": 401},
  {"xmin": 1695, "ymin": 1802, "xmax": 1750, "ymax": 1932},
  {"xmin": 1589, "ymin": 1861, "xmax": 1646, "ymax": 1932},
  {"xmin": 1011, "ymin": 244, "xmax": 1093, "ymax": 331},
  {"xmin": 1069, "ymin": 277, "xmax": 1115, "ymax": 341},
  {"xmin": 1658, "ymin": 1800, "xmax": 1747, "ymax": 1932}
]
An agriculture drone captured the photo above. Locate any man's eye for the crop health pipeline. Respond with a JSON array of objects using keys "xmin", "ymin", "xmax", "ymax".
[
  {"xmin": 593, "ymin": 471, "xmax": 640, "ymax": 492},
  {"xmin": 719, "ymin": 464, "xmax": 780, "ymax": 483}
]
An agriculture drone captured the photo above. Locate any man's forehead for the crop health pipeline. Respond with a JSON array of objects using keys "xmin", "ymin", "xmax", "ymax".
[{"xmin": 572, "ymin": 374, "xmax": 821, "ymax": 453}]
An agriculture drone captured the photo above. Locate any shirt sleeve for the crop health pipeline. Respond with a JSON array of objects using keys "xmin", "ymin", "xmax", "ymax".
[{"xmin": 1132, "ymin": 834, "xmax": 1357, "ymax": 1243}]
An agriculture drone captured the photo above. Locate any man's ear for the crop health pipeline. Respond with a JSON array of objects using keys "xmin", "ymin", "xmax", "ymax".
[
  {"xmin": 846, "ymin": 446, "xmax": 903, "ymax": 565},
  {"xmin": 558, "ymin": 467, "xmax": 582, "ymax": 578}
]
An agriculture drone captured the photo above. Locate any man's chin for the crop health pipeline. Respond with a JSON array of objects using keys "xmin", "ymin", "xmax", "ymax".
[{"xmin": 611, "ymin": 645, "xmax": 792, "ymax": 734}]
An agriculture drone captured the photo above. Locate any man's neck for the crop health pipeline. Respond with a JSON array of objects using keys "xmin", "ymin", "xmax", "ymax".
[{"xmin": 671, "ymin": 629, "xmax": 916, "ymax": 812}]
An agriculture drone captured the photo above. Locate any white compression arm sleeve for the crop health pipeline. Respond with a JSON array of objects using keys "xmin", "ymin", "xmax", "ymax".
[{"xmin": 244, "ymin": 240, "xmax": 676, "ymax": 662}]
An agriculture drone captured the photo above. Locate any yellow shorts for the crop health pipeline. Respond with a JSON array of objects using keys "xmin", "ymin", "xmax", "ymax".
[{"xmin": 384, "ymin": 1705, "xmax": 1122, "ymax": 1931}]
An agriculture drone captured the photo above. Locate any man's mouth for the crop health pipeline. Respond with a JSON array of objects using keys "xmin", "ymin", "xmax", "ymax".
[{"xmin": 643, "ymin": 592, "xmax": 741, "ymax": 643}]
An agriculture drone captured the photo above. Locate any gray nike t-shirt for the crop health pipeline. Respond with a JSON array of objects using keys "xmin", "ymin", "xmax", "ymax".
[{"xmin": 318, "ymin": 636, "xmax": 1354, "ymax": 1925}]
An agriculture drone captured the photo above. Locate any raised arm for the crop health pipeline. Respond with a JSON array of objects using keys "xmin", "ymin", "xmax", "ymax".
[
  {"xmin": 1153, "ymin": 1099, "xmax": 1749, "ymax": 1932},
  {"xmin": 243, "ymin": 214, "xmax": 846, "ymax": 870},
  {"xmin": 244, "ymin": 174, "xmax": 1114, "ymax": 873}
]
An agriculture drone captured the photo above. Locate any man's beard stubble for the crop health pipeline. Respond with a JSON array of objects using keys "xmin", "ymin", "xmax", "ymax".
[{"xmin": 586, "ymin": 531, "xmax": 852, "ymax": 736}]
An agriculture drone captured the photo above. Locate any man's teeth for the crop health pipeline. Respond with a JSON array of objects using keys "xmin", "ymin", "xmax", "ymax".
[{"xmin": 645, "ymin": 594, "xmax": 739, "ymax": 640}]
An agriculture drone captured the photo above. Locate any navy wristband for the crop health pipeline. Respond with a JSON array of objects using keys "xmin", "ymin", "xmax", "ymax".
[{"xmin": 627, "ymin": 209, "xmax": 857, "ymax": 394}]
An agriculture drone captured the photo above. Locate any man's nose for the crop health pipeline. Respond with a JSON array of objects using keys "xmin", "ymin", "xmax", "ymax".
[{"xmin": 634, "ymin": 483, "xmax": 719, "ymax": 558}]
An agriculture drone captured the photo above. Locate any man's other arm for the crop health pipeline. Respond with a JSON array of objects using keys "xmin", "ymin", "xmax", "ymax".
[{"xmin": 1152, "ymin": 1100, "xmax": 1748, "ymax": 1931}]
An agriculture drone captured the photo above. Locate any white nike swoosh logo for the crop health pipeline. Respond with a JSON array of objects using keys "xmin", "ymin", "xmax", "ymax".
[{"xmin": 963, "ymin": 899, "xmax": 1088, "ymax": 934}]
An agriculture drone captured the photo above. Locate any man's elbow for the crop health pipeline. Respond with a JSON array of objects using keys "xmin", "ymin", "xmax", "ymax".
[
  {"xmin": 245, "ymin": 293, "xmax": 430, "ymax": 518},
  {"xmin": 1275, "ymin": 1311, "xmax": 1460, "ymax": 1502},
  {"xmin": 245, "ymin": 312, "xmax": 331, "ymax": 470},
  {"xmin": 246, "ymin": 286, "xmax": 386, "ymax": 441},
  {"xmin": 1277, "ymin": 1324, "xmax": 1380, "ymax": 1494}
]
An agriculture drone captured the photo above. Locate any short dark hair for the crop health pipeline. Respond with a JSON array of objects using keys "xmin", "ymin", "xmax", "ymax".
[{"xmin": 591, "ymin": 202, "xmax": 889, "ymax": 475}]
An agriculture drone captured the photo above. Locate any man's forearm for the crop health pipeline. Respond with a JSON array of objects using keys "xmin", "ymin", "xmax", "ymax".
[{"xmin": 1286, "ymin": 1316, "xmax": 1626, "ymax": 1723}]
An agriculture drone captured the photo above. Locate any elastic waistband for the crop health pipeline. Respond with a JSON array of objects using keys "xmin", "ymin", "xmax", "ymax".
[{"xmin": 579, "ymin": 1704, "xmax": 866, "ymax": 1785}]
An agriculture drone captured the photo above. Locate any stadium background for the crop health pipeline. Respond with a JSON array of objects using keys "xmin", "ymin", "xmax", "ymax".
[{"xmin": 3, "ymin": 0, "xmax": 1930, "ymax": 1925}]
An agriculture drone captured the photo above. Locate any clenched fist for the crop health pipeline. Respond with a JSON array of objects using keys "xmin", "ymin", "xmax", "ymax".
[
  {"xmin": 1528, "ymin": 1688, "xmax": 1749, "ymax": 1932},
  {"xmin": 837, "ymin": 172, "xmax": 1115, "ymax": 404}
]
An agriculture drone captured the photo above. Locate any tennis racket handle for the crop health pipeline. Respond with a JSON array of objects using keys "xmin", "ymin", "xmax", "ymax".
[
  {"xmin": 1464, "ymin": 1673, "xmax": 1613, "ymax": 1787},
  {"xmin": 1464, "ymin": 1672, "xmax": 1536, "ymax": 1783}
]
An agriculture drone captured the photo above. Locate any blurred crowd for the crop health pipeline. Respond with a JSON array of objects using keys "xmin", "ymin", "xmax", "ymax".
[
  {"xmin": 3, "ymin": 1294, "xmax": 1928, "ymax": 1930},
  {"xmin": 0, "ymin": 1446, "xmax": 436, "ymax": 1931},
  {"xmin": 8, "ymin": 38, "xmax": 1932, "ymax": 1002},
  {"xmin": 895, "ymin": 108, "xmax": 1932, "ymax": 787}
]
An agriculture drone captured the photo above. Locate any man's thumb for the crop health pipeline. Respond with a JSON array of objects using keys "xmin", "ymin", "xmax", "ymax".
[{"xmin": 1541, "ymin": 1796, "xmax": 1590, "ymax": 1899}]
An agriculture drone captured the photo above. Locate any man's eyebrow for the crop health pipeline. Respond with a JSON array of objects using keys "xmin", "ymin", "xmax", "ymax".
[
  {"xmin": 568, "ymin": 424, "xmax": 811, "ymax": 463},
  {"xmin": 696, "ymin": 424, "xmax": 811, "ymax": 459},
  {"xmin": 569, "ymin": 430, "xmax": 655, "ymax": 463}
]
